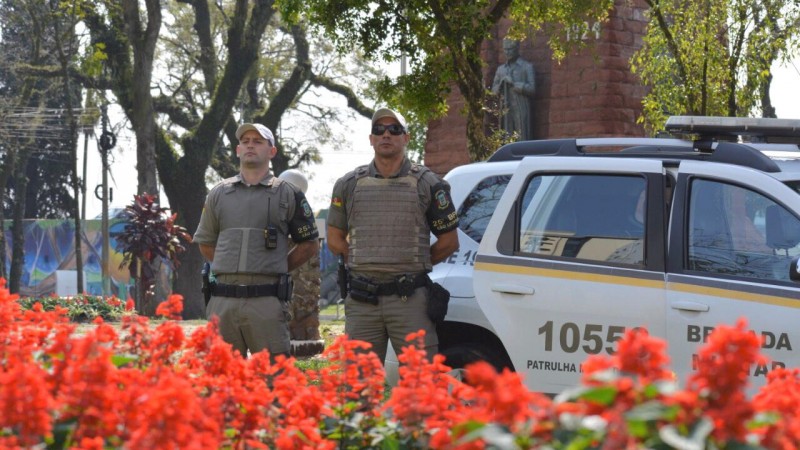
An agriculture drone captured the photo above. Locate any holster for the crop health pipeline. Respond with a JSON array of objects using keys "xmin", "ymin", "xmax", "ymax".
[
  {"xmin": 201, "ymin": 262, "xmax": 212, "ymax": 306},
  {"xmin": 337, "ymin": 256, "xmax": 349, "ymax": 300},
  {"xmin": 277, "ymin": 273, "xmax": 293, "ymax": 303}
]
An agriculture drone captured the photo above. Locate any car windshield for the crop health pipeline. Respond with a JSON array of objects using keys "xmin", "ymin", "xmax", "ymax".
[{"xmin": 457, "ymin": 174, "xmax": 512, "ymax": 243}]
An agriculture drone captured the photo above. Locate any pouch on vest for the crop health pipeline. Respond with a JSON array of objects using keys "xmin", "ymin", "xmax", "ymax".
[{"xmin": 427, "ymin": 282, "xmax": 450, "ymax": 323}]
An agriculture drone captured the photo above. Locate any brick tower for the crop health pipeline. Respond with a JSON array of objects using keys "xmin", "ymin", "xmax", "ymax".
[{"xmin": 424, "ymin": 0, "xmax": 649, "ymax": 175}]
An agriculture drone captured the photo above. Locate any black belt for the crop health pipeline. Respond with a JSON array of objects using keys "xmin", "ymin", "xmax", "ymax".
[
  {"xmin": 210, "ymin": 282, "xmax": 278, "ymax": 298},
  {"xmin": 371, "ymin": 274, "xmax": 429, "ymax": 296}
]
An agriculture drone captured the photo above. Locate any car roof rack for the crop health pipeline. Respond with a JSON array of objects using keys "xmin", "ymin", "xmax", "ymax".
[{"xmin": 487, "ymin": 135, "xmax": 785, "ymax": 173}]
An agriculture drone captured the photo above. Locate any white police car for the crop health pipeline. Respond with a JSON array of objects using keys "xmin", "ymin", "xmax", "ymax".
[{"xmin": 387, "ymin": 116, "xmax": 800, "ymax": 394}]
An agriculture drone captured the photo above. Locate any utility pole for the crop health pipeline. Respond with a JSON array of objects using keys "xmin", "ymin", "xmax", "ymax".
[{"xmin": 97, "ymin": 104, "xmax": 116, "ymax": 297}]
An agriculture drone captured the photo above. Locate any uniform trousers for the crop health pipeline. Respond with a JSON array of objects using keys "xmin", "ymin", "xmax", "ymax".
[
  {"xmin": 344, "ymin": 286, "xmax": 438, "ymax": 364},
  {"xmin": 207, "ymin": 273, "xmax": 291, "ymax": 358}
]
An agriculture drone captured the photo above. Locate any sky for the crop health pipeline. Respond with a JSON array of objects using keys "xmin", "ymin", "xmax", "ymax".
[{"xmin": 78, "ymin": 59, "xmax": 800, "ymax": 220}]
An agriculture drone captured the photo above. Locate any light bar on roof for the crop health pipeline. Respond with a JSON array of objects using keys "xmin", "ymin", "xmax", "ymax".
[{"xmin": 665, "ymin": 116, "xmax": 800, "ymax": 138}]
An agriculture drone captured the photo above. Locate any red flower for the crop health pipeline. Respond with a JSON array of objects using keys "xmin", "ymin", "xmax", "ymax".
[
  {"xmin": 686, "ymin": 318, "xmax": 762, "ymax": 442},
  {"xmin": 752, "ymin": 367, "xmax": 800, "ymax": 449},
  {"xmin": 155, "ymin": 294, "xmax": 184, "ymax": 320}
]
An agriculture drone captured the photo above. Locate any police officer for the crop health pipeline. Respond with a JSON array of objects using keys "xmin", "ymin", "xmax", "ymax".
[
  {"xmin": 327, "ymin": 108, "xmax": 459, "ymax": 364},
  {"xmin": 193, "ymin": 123, "xmax": 319, "ymax": 359}
]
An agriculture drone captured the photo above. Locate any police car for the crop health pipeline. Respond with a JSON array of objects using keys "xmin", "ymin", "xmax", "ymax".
[{"xmin": 387, "ymin": 116, "xmax": 800, "ymax": 394}]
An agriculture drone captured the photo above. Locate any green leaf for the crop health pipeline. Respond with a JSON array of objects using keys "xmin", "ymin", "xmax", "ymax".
[
  {"xmin": 577, "ymin": 385, "xmax": 618, "ymax": 405},
  {"xmin": 111, "ymin": 354, "xmax": 138, "ymax": 367}
]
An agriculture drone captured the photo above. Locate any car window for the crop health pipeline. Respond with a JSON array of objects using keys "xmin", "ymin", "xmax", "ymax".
[
  {"xmin": 687, "ymin": 179, "xmax": 800, "ymax": 281},
  {"xmin": 516, "ymin": 174, "xmax": 647, "ymax": 266},
  {"xmin": 457, "ymin": 174, "xmax": 512, "ymax": 243},
  {"xmin": 786, "ymin": 180, "xmax": 800, "ymax": 196}
]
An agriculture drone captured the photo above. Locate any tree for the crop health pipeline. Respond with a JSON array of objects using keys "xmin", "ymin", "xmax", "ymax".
[
  {"xmin": 631, "ymin": 0, "xmax": 800, "ymax": 133},
  {"xmin": 278, "ymin": 0, "xmax": 616, "ymax": 160},
  {"xmin": 6, "ymin": 0, "xmax": 382, "ymax": 314},
  {"xmin": 75, "ymin": 0, "xmax": 381, "ymax": 317},
  {"xmin": 0, "ymin": 0, "xmax": 84, "ymax": 290}
]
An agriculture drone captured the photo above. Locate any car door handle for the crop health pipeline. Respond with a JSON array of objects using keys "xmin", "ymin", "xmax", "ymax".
[
  {"xmin": 491, "ymin": 284, "xmax": 535, "ymax": 295},
  {"xmin": 671, "ymin": 301, "xmax": 710, "ymax": 312}
]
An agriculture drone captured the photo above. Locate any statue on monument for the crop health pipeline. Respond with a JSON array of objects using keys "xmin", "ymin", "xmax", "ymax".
[{"xmin": 491, "ymin": 39, "xmax": 536, "ymax": 140}]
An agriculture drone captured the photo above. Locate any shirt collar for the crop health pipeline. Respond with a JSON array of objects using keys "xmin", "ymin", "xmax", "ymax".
[
  {"xmin": 368, "ymin": 157, "xmax": 411, "ymax": 179},
  {"xmin": 234, "ymin": 172, "xmax": 275, "ymax": 186}
]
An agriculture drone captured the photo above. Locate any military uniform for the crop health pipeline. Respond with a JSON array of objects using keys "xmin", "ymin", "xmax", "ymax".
[
  {"xmin": 194, "ymin": 173, "xmax": 318, "ymax": 357},
  {"xmin": 328, "ymin": 157, "xmax": 458, "ymax": 362}
]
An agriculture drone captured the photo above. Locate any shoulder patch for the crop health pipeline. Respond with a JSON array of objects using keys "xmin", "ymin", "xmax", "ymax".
[
  {"xmin": 434, "ymin": 188, "xmax": 450, "ymax": 210},
  {"xmin": 300, "ymin": 197, "xmax": 313, "ymax": 217}
]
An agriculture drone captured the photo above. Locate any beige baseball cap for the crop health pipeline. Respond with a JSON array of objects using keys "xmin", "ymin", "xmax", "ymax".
[
  {"xmin": 371, "ymin": 108, "xmax": 407, "ymax": 128},
  {"xmin": 235, "ymin": 123, "xmax": 274, "ymax": 145}
]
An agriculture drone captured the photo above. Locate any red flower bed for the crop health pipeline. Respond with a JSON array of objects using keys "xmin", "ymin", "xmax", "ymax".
[{"xmin": 1, "ymin": 278, "xmax": 799, "ymax": 449}]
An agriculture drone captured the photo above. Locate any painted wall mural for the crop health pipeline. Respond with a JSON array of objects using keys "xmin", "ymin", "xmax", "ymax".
[{"xmin": 3, "ymin": 219, "xmax": 133, "ymax": 299}]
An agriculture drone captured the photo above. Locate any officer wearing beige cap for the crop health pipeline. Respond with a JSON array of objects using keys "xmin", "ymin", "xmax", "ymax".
[
  {"xmin": 193, "ymin": 122, "xmax": 319, "ymax": 359},
  {"xmin": 327, "ymin": 107, "xmax": 459, "ymax": 364}
]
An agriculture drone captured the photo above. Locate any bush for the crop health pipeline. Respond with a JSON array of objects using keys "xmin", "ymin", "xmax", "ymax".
[
  {"xmin": 16, "ymin": 293, "xmax": 132, "ymax": 322},
  {"xmin": 1, "ymin": 277, "xmax": 799, "ymax": 449}
]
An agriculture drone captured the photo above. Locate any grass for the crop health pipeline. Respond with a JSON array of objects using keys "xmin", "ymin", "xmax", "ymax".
[{"xmin": 319, "ymin": 301, "xmax": 345, "ymax": 319}]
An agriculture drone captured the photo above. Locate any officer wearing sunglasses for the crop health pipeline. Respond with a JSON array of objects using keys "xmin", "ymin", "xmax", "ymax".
[{"xmin": 326, "ymin": 107, "xmax": 460, "ymax": 365}]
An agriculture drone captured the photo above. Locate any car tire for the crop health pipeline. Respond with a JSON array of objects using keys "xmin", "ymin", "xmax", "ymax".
[{"xmin": 440, "ymin": 342, "xmax": 512, "ymax": 383}]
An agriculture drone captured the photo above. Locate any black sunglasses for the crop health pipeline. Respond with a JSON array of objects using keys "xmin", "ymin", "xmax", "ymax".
[{"xmin": 371, "ymin": 123, "xmax": 406, "ymax": 136}]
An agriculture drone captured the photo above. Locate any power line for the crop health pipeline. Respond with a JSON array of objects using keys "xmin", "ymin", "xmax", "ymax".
[{"xmin": 0, "ymin": 106, "xmax": 102, "ymax": 141}]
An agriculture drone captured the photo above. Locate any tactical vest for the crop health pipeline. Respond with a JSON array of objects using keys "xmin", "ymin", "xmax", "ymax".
[
  {"xmin": 348, "ymin": 165, "xmax": 431, "ymax": 274},
  {"xmin": 210, "ymin": 177, "xmax": 291, "ymax": 275}
]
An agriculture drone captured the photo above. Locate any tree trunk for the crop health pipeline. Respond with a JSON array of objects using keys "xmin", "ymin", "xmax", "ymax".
[
  {"xmin": 122, "ymin": 0, "xmax": 161, "ymax": 198},
  {"xmin": 0, "ymin": 147, "xmax": 14, "ymax": 282},
  {"xmin": 9, "ymin": 147, "xmax": 31, "ymax": 294}
]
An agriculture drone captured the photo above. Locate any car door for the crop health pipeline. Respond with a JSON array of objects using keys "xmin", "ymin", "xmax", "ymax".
[
  {"xmin": 666, "ymin": 160, "xmax": 800, "ymax": 391},
  {"xmin": 473, "ymin": 157, "xmax": 668, "ymax": 394}
]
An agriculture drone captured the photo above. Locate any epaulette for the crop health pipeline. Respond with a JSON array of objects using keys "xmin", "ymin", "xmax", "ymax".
[
  {"xmin": 409, "ymin": 162, "xmax": 430, "ymax": 180},
  {"xmin": 267, "ymin": 176, "xmax": 283, "ymax": 189},
  {"xmin": 219, "ymin": 174, "xmax": 241, "ymax": 194},
  {"xmin": 354, "ymin": 164, "xmax": 371, "ymax": 180}
]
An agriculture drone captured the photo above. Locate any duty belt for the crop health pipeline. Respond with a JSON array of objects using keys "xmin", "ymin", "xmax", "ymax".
[
  {"xmin": 210, "ymin": 282, "xmax": 278, "ymax": 298},
  {"xmin": 351, "ymin": 273, "xmax": 429, "ymax": 297},
  {"xmin": 376, "ymin": 273, "xmax": 429, "ymax": 296}
]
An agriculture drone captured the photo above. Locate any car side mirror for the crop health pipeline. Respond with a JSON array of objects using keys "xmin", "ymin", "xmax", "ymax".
[{"xmin": 791, "ymin": 256, "xmax": 800, "ymax": 282}]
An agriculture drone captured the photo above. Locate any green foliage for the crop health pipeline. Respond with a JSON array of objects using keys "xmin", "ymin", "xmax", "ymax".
[
  {"xmin": 277, "ymin": 0, "xmax": 615, "ymax": 160},
  {"xmin": 632, "ymin": 0, "xmax": 800, "ymax": 133},
  {"xmin": 116, "ymin": 194, "xmax": 190, "ymax": 310},
  {"xmin": 117, "ymin": 193, "xmax": 190, "ymax": 275},
  {"xmin": 16, "ymin": 294, "xmax": 129, "ymax": 322}
]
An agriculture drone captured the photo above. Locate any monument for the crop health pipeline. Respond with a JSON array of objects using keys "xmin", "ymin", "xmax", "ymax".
[{"xmin": 491, "ymin": 39, "xmax": 536, "ymax": 140}]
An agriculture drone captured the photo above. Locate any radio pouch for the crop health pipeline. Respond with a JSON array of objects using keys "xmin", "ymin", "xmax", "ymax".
[{"xmin": 427, "ymin": 282, "xmax": 450, "ymax": 323}]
